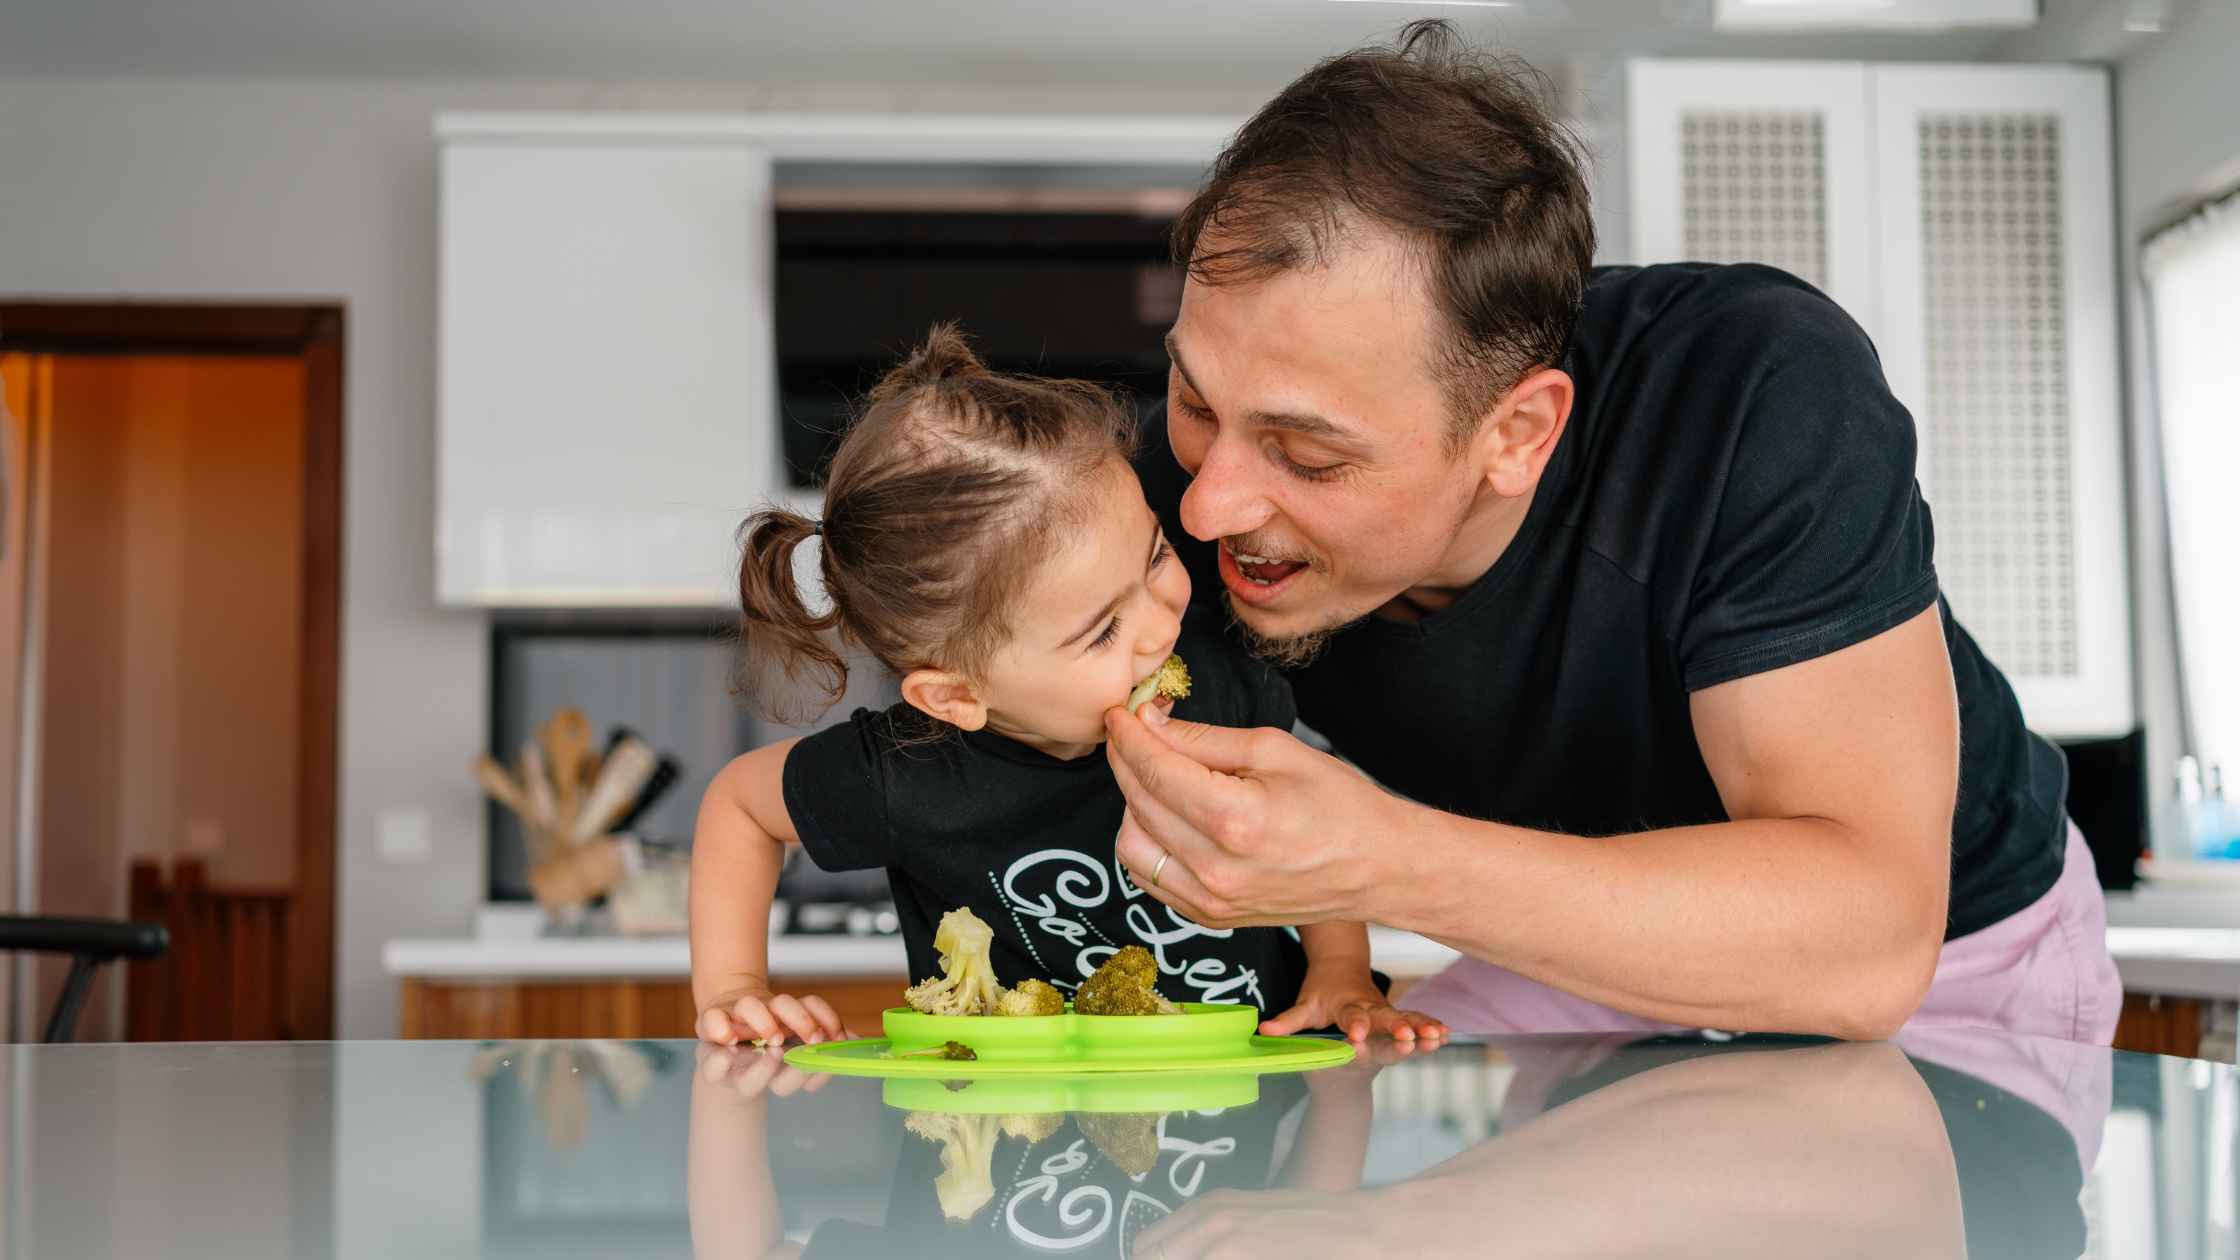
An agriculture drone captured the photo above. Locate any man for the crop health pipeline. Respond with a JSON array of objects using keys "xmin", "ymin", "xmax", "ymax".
[{"xmin": 1107, "ymin": 21, "xmax": 2120, "ymax": 1044}]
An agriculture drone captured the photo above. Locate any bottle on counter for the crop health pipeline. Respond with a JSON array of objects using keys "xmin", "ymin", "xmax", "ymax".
[
  {"xmin": 2204, "ymin": 764, "xmax": 2234, "ymax": 861},
  {"xmin": 2177, "ymin": 756, "xmax": 2210, "ymax": 859}
]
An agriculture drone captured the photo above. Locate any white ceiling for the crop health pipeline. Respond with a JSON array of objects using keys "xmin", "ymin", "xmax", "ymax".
[{"xmin": 0, "ymin": 0, "xmax": 2033, "ymax": 87}]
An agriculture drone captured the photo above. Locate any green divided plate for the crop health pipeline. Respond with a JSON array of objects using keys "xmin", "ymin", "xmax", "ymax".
[{"xmin": 781, "ymin": 1004, "xmax": 1356, "ymax": 1079}]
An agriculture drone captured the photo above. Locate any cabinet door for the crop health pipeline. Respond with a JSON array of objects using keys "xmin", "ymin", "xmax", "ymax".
[
  {"xmin": 439, "ymin": 142, "xmax": 774, "ymax": 606},
  {"xmin": 1627, "ymin": 60, "xmax": 1878, "ymax": 329},
  {"xmin": 1872, "ymin": 66, "xmax": 2130, "ymax": 736}
]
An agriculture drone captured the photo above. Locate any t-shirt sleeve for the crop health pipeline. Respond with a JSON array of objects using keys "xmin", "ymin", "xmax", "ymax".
[
  {"xmin": 779, "ymin": 709, "xmax": 898, "ymax": 873},
  {"xmin": 1676, "ymin": 281, "xmax": 1940, "ymax": 692}
]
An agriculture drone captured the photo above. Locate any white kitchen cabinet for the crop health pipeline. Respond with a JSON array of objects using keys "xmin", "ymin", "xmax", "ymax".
[
  {"xmin": 1628, "ymin": 60, "xmax": 2131, "ymax": 737},
  {"xmin": 438, "ymin": 140, "xmax": 775, "ymax": 607}
]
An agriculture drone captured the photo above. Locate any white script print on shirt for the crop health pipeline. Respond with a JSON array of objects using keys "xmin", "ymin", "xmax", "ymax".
[
  {"xmin": 1000, "ymin": 1114, "xmax": 1241, "ymax": 1251},
  {"xmin": 997, "ymin": 846, "xmax": 1268, "ymax": 1009}
]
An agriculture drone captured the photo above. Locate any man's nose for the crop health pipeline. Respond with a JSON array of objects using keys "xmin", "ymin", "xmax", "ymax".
[{"xmin": 1178, "ymin": 438, "xmax": 1272, "ymax": 542}]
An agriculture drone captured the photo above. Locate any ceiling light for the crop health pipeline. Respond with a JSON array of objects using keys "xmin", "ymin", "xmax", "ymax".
[
  {"xmin": 1713, "ymin": 0, "xmax": 2035, "ymax": 29},
  {"xmin": 1328, "ymin": 1, "xmax": 1518, "ymax": 8}
]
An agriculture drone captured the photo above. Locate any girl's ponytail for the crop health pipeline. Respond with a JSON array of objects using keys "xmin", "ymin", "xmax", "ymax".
[
  {"xmin": 734, "ymin": 508, "xmax": 846, "ymax": 722},
  {"xmin": 868, "ymin": 320, "xmax": 986, "ymax": 404}
]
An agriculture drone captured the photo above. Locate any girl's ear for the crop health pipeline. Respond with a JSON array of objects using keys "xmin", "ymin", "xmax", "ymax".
[{"xmin": 899, "ymin": 669, "xmax": 988, "ymax": 731}]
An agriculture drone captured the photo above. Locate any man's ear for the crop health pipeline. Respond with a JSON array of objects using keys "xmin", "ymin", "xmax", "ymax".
[
  {"xmin": 1471, "ymin": 367, "xmax": 1574, "ymax": 499},
  {"xmin": 900, "ymin": 668, "xmax": 988, "ymax": 731}
]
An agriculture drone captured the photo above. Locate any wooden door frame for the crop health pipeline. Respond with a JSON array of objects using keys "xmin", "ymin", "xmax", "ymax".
[{"xmin": 0, "ymin": 301, "xmax": 343, "ymax": 1039}]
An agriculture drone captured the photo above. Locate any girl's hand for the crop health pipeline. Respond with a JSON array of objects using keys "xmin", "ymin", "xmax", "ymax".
[
  {"xmin": 696, "ymin": 987, "xmax": 853, "ymax": 1047},
  {"xmin": 1260, "ymin": 976, "xmax": 1449, "ymax": 1043}
]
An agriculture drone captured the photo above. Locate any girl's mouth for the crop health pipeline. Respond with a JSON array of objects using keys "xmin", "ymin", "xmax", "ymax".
[{"xmin": 1219, "ymin": 539, "xmax": 1309, "ymax": 605}]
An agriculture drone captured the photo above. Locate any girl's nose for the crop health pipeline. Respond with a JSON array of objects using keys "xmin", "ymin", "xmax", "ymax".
[{"xmin": 1137, "ymin": 599, "xmax": 1183, "ymax": 662}]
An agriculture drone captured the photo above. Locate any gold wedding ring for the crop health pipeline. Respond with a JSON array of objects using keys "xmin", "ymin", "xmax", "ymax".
[{"xmin": 1149, "ymin": 850, "xmax": 1172, "ymax": 890}]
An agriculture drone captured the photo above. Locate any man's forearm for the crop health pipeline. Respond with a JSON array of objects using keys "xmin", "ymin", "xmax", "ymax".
[{"xmin": 1371, "ymin": 803, "xmax": 1946, "ymax": 1038}]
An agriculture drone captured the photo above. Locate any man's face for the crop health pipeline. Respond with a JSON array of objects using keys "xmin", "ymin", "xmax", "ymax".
[{"xmin": 1164, "ymin": 233, "xmax": 1493, "ymax": 646}]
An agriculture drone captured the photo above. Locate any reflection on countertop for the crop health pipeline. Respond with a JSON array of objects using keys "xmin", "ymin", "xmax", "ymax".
[{"xmin": 6, "ymin": 1028, "xmax": 2216, "ymax": 1258}]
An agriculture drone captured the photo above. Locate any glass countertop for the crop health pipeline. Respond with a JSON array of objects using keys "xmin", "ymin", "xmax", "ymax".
[{"xmin": 1, "ymin": 1030, "xmax": 2221, "ymax": 1258}]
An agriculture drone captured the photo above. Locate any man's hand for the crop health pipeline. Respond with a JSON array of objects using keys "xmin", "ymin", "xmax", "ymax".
[{"xmin": 1103, "ymin": 705, "xmax": 1411, "ymax": 930}]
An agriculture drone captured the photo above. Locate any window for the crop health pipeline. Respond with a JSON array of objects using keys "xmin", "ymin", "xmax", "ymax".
[{"xmin": 2143, "ymin": 189, "xmax": 2240, "ymax": 774}]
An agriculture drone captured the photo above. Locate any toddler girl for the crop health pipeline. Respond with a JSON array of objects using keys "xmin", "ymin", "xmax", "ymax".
[{"xmin": 690, "ymin": 326, "xmax": 1441, "ymax": 1047}]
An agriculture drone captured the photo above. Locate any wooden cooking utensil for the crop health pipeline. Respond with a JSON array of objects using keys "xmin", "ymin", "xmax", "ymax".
[
  {"xmin": 610, "ymin": 756, "xmax": 682, "ymax": 835},
  {"xmin": 471, "ymin": 754, "xmax": 530, "ymax": 819},
  {"xmin": 571, "ymin": 737, "xmax": 659, "ymax": 844},
  {"xmin": 519, "ymin": 743, "xmax": 559, "ymax": 836},
  {"xmin": 527, "ymin": 835, "xmax": 629, "ymax": 910},
  {"xmin": 540, "ymin": 708, "xmax": 594, "ymax": 832}
]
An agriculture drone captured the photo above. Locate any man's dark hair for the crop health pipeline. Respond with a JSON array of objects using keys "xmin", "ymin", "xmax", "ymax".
[{"xmin": 1172, "ymin": 20, "xmax": 1597, "ymax": 439}]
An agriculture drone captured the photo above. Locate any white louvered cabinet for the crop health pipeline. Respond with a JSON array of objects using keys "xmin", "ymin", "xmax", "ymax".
[{"xmin": 1628, "ymin": 61, "xmax": 2130, "ymax": 738}]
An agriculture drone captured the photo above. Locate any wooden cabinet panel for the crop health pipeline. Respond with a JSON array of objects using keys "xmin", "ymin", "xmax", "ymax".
[
  {"xmin": 398, "ymin": 975, "xmax": 905, "ymax": 1040},
  {"xmin": 2112, "ymin": 993, "xmax": 2203, "ymax": 1059}
]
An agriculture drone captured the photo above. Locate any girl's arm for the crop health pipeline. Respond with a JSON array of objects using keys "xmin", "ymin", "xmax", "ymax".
[
  {"xmin": 690, "ymin": 739, "xmax": 848, "ymax": 1045},
  {"xmin": 1299, "ymin": 921, "xmax": 1374, "ymax": 980}
]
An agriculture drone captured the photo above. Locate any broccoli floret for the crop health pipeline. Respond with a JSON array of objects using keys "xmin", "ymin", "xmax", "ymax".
[
  {"xmin": 1073, "ymin": 945, "xmax": 1183, "ymax": 1016},
  {"xmin": 994, "ymin": 978, "xmax": 1065, "ymax": 1017},
  {"xmin": 1127, "ymin": 654, "xmax": 1192, "ymax": 713},
  {"xmin": 1078, "ymin": 1112, "xmax": 1162, "ymax": 1177},
  {"xmin": 905, "ymin": 1112, "xmax": 999, "ymax": 1221},
  {"xmin": 904, "ymin": 908, "xmax": 1004, "ymax": 1016},
  {"xmin": 999, "ymin": 1112, "xmax": 1064, "ymax": 1144}
]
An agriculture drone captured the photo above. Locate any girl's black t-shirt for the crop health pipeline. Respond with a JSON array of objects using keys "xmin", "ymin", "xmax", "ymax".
[
  {"xmin": 782, "ymin": 607, "xmax": 1309, "ymax": 1014},
  {"xmin": 802, "ymin": 1073, "xmax": 1314, "ymax": 1260},
  {"xmin": 1136, "ymin": 261, "xmax": 2070, "ymax": 941}
]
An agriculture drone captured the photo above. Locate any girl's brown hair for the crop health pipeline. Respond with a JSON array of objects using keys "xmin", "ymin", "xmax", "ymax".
[{"xmin": 735, "ymin": 324, "xmax": 1136, "ymax": 722}]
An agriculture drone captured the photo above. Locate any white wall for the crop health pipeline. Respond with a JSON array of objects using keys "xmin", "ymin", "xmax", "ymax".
[
  {"xmin": 2113, "ymin": 0, "xmax": 2240, "ymax": 844},
  {"xmin": 0, "ymin": 72, "xmax": 1292, "ymax": 1037}
]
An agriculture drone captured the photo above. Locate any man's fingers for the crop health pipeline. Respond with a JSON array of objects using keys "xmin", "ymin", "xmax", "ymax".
[
  {"xmin": 1105, "ymin": 706, "xmax": 1266, "ymax": 847},
  {"xmin": 1123, "ymin": 706, "xmax": 1274, "ymax": 777},
  {"xmin": 1115, "ymin": 809, "xmax": 1230, "ymax": 927},
  {"xmin": 1108, "ymin": 744, "xmax": 1209, "ymax": 870}
]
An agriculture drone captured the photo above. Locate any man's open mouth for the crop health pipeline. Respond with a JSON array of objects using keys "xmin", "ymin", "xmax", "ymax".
[{"xmin": 1219, "ymin": 539, "xmax": 1310, "ymax": 605}]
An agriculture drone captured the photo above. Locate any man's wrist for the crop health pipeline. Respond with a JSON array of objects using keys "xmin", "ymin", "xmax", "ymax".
[
  {"xmin": 1363, "ymin": 793, "xmax": 1502, "ymax": 952},
  {"xmin": 1355, "ymin": 791, "xmax": 1442, "ymax": 931}
]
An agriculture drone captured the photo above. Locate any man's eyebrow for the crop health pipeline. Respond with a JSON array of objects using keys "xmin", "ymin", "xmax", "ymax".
[
  {"xmin": 1165, "ymin": 331, "xmax": 1362, "ymax": 445},
  {"xmin": 1056, "ymin": 518, "xmax": 1164, "ymax": 650}
]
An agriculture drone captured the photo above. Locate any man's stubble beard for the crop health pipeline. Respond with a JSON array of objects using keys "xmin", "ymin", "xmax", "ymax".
[{"xmin": 1222, "ymin": 592, "xmax": 1369, "ymax": 671}]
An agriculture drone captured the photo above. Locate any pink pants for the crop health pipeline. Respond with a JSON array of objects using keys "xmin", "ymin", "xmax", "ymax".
[{"xmin": 1405, "ymin": 822, "xmax": 2122, "ymax": 1168}]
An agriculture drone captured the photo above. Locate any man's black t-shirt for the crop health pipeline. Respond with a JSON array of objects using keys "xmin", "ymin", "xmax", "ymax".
[
  {"xmin": 1138, "ymin": 262, "xmax": 2069, "ymax": 940},
  {"xmin": 783, "ymin": 608, "xmax": 1309, "ymax": 1013}
]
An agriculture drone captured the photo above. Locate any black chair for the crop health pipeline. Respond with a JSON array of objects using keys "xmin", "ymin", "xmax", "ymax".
[{"xmin": 0, "ymin": 915, "xmax": 169, "ymax": 1043}]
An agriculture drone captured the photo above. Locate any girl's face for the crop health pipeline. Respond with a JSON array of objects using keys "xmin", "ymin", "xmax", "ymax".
[{"xmin": 976, "ymin": 460, "xmax": 1192, "ymax": 757}]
